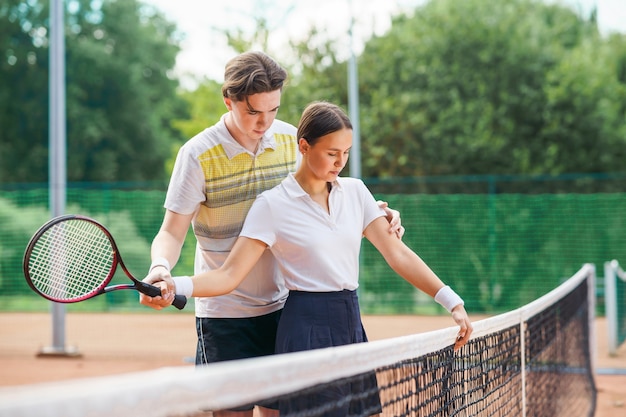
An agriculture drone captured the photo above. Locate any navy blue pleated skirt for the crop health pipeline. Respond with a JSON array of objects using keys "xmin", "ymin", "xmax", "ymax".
[{"xmin": 276, "ymin": 290, "xmax": 382, "ymax": 416}]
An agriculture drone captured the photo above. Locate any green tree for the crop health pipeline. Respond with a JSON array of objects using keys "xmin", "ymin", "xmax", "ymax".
[
  {"xmin": 540, "ymin": 34, "xmax": 626, "ymax": 174},
  {"xmin": 169, "ymin": 79, "xmax": 224, "ymax": 173},
  {"xmin": 0, "ymin": 198, "xmax": 51, "ymax": 296},
  {"xmin": 356, "ymin": 0, "xmax": 625, "ymax": 178},
  {"xmin": 0, "ymin": 0, "xmax": 50, "ymax": 183},
  {"xmin": 280, "ymin": 27, "xmax": 348, "ymax": 130},
  {"xmin": 0, "ymin": 0, "xmax": 187, "ymax": 183}
]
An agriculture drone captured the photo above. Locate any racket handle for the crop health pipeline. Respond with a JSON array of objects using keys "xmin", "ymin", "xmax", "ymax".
[
  {"xmin": 137, "ymin": 281, "xmax": 187, "ymax": 310},
  {"xmin": 172, "ymin": 294, "xmax": 187, "ymax": 310}
]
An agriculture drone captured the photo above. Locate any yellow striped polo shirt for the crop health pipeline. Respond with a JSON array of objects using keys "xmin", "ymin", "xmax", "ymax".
[{"xmin": 165, "ymin": 114, "xmax": 298, "ymax": 317}]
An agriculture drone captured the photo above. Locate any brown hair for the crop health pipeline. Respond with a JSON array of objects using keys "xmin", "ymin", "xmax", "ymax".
[
  {"xmin": 222, "ymin": 51, "xmax": 288, "ymax": 102},
  {"xmin": 297, "ymin": 102, "xmax": 352, "ymax": 146}
]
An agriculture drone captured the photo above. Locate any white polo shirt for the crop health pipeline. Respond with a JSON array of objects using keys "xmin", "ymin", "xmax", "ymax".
[{"xmin": 240, "ymin": 174, "xmax": 386, "ymax": 292}]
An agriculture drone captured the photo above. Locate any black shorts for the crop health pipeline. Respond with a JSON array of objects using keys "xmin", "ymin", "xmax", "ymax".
[
  {"xmin": 195, "ymin": 310, "xmax": 282, "ymax": 411},
  {"xmin": 195, "ymin": 309, "xmax": 282, "ymax": 364}
]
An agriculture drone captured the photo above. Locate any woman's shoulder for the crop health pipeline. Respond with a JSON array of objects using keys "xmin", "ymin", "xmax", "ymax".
[
  {"xmin": 337, "ymin": 177, "xmax": 375, "ymax": 202},
  {"xmin": 257, "ymin": 180, "xmax": 289, "ymax": 202},
  {"xmin": 337, "ymin": 176, "xmax": 366, "ymax": 189}
]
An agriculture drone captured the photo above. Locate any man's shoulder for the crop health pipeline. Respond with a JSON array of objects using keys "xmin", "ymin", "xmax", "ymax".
[
  {"xmin": 180, "ymin": 123, "xmax": 227, "ymax": 155},
  {"xmin": 271, "ymin": 119, "xmax": 297, "ymax": 135}
]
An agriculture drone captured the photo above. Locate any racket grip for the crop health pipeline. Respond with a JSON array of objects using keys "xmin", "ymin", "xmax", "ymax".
[
  {"xmin": 172, "ymin": 294, "xmax": 187, "ymax": 310},
  {"xmin": 137, "ymin": 281, "xmax": 187, "ymax": 310}
]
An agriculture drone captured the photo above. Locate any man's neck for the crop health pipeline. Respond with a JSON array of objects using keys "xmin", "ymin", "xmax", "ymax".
[{"xmin": 224, "ymin": 115, "xmax": 261, "ymax": 154}]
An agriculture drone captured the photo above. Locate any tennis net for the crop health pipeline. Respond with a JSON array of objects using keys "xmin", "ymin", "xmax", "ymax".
[{"xmin": 0, "ymin": 264, "xmax": 596, "ymax": 417}]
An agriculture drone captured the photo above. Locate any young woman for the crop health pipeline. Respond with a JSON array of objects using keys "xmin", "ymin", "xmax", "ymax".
[{"xmin": 149, "ymin": 101, "xmax": 472, "ymax": 415}]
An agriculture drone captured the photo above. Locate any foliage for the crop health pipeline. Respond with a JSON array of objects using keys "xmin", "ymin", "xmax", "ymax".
[
  {"xmin": 359, "ymin": 191, "xmax": 626, "ymax": 314},
  {"xmin": 2, "ymin": 186, "xmax": 624, "ymax": 313},
  {"xmin": 2, "ymin": 0, "xmax": 625, "ymax": 183},
  {"xmin": 540, "ymin": 34, "xmax": 626, "ymax": 174},
  {"xmin": 0, "ymin": 194, "xmax": 153, "ymax": 305},
  {"xmin": 0, "ymin": 0, "xmax": 187, "ymax": 183},
  {"xmin": 184, "ymin": 0, "xmax": 626, "ymax": 180},
  {"xmin": 0, "ymin": 198, "xmax": 50, "ymax": 295},
  {"xmin": 168, "ymin": 79, "xmax": 224, "ymax": 173},
  {"xmin": 0, "ymin": 0, "xmax": 49, "ymax": 182},
  {"xmin": 356, "ymin": 0, "xmax": 626, "ymax": 177},
  {"xmin": 279, "ymin": 26, "xmax": 351, "ymax": 127}
]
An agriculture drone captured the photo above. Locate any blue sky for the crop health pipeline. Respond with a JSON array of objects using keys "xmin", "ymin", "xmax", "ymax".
[{"xmin": 145, "ymin": 0, "xmax": 626, "ymax": 88}]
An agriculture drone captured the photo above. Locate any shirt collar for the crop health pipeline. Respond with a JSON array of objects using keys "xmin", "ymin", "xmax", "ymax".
[
  {"xmin": 217, "ymin": 113, "xmax": 278, "ymax": 159},
  {"xmin": 283, "ymin": 173, "xmax": 343, "ymax": 198}
]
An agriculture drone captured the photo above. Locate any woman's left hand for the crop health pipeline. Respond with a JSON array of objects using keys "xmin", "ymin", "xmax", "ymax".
[{"xmin": 450, "ymin": 304, "xmax": 473, "ymax": 351}]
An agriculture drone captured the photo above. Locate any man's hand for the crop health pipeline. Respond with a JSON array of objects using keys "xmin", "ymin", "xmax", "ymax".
[
  {"xmin": 139, "ymin": 266, "xmax": 176, "ymax": 310},
  {"xmin": 377, "ymin": 200, "xmax": 405, "ymax": 239}
]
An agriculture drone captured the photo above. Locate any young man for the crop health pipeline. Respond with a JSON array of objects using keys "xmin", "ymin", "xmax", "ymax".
[{"xmin": 140, "ymin": 52, "xmax": 403, "ymax": 417}]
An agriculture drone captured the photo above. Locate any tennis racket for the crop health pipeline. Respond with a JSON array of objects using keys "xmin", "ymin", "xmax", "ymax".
[{"xmin": 23, "ymin": 214, "xmax": 187, "ymax": 310}]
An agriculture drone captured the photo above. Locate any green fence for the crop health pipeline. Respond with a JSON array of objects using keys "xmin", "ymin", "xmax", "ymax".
[{"xmin": 1, "ymin": 176, "xmax": 624, "ymax": 314}]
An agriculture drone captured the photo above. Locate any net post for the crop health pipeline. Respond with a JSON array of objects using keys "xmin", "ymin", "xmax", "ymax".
[
  {"xmin": 520, "ymin": 316, "xmax": 527, "ymax": 417},
  {"xmin": 604, "ymin": 260, "xmax": 618, "ymax": 356},
  {"xmin": 587, "ymin": 263, "xmax": 597, "ymax": 374}
]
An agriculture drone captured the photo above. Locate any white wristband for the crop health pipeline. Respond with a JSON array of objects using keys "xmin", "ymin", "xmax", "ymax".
[
  {"xmin": 172, "ymin": 276, "xmax": 194, "ymax": 298},
  {"xmin": 149, "ymin": 257, "xmax": 170, "ymax": 273},
  {"xmin": 434, "ymin": 286, "xmax": 464, "ymax": 313}
]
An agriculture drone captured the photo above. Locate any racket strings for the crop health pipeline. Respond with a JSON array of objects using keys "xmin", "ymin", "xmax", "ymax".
[{"xmin": 28, "ymin": 220, "xmax": 114, "ymax": 301}]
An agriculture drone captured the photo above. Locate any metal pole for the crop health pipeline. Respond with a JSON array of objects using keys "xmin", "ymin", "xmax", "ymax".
[
  {"xmin": 605, "ymin": 261, "xmax": 617, "ymax": 356},
  {"xmin": 40, "ymin": 0, "xmax": 79, "ymax": 357},
  {"xmin": 347, "ymin": 0, "xmax": 361, "ymax": 179}
]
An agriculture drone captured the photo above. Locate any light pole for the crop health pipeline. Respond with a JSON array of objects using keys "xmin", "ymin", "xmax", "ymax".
[
  {"xmin": 347, "ymin": 0, "xmax": 361, "ymax": 179},
  {"xmin": 41, "ymin": 0, "xmax": 79, "ymax": 357}
]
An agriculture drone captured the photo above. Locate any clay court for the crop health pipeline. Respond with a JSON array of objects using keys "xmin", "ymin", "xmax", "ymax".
[{"xmin": 0, "ymin": 313, "xmax": 624, "ymax": 416}]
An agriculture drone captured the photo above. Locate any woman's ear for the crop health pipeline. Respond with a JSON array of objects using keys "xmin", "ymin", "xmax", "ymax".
[{"xmin": 298, "ymin": 138, "xmax": 309, "ymax": 155}]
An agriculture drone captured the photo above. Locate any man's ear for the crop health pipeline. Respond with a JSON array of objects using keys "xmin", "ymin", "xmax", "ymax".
[{"xmin": 224, "ymin": 97, "xmax": 232, "ymax": 111}]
